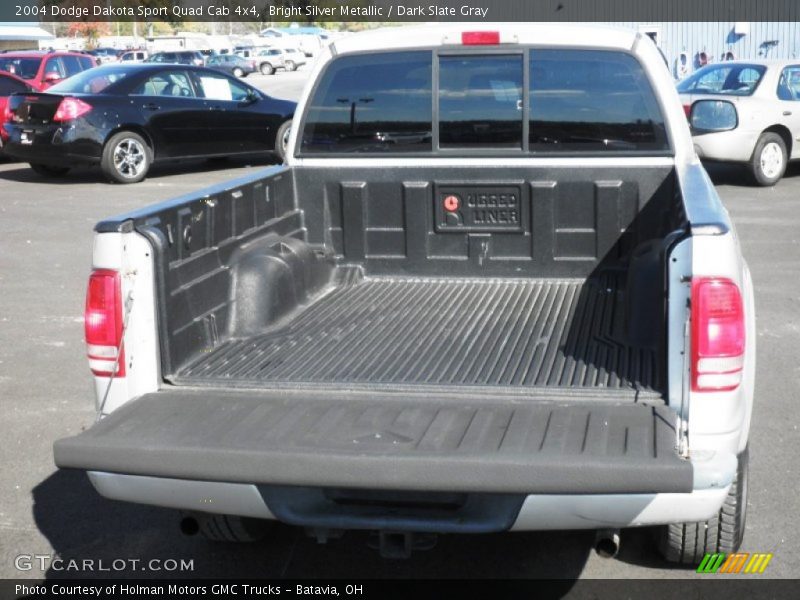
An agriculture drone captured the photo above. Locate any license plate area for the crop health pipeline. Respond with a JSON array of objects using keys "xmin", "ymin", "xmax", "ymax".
[
  {"xmin": 20, "ymin": 130, "xmax": 33, "ymax": 145},
  {"xmin": 435, "ymin": 184, "xmax": 524, "ymax": 233}
]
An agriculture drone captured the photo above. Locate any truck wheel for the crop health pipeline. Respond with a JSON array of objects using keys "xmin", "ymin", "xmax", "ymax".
[
  {"xmin": 260, "ymin": 62, "xmax": 274, "ymax": 76},
  {"xmin": 29, "ymin": 163, "xmax": 70, "ymax": 177},
  {"xmin": 274, "ymin": 120, "xmax": 292, "ymax": 161},
  {"xmin": 101, "ymin": 131, "xmax": 152, "ymax": 184},
  {"xmin": 658, "ymin": 447, "xmax": 749, "ymax": 564},
  {"xmin": 233, "ymin": 67, "xmax": 244, "ymax": 78},
  {"xmin": 189, "ymin": 513, "xmax": 272, "ymax": 543},
  {"xmin": 285, "ymin": 60, "xmax": 296, "ymax": 72},
  {"xmin": 750, "ymin": 132, "xmax": 787, "ymax": 186}
]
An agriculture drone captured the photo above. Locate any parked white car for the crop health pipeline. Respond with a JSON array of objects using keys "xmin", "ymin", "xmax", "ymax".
[
  {"xmin": 679, "ymin": 59, "xmax": 800, "ymax": 185},
  {"xmin": 254, "ymin": 47, "xmax": 306, "ymax": 75},
  {"xmin": 280, "ymin": 47, "xmax": 307, "ymax": 70},
  {"xmin": 119, "ymin": 50, "xmax": 148, "ymax": 63}
]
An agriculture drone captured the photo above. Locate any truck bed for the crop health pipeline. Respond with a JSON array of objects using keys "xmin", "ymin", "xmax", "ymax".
[{"xmin": 174, "ymin": 270, "xmax": 662, "ymax": 400}]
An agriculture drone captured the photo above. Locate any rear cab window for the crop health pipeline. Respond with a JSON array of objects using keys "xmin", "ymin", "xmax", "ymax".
[{"xmin": 299, "ymin": 48, "xmax": 670, "ymax": 156}]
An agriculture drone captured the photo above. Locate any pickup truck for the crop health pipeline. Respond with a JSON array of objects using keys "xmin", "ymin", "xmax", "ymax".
[{"xmin": 54, "ymin": 24, "xmax": 756, "ymax": 565}]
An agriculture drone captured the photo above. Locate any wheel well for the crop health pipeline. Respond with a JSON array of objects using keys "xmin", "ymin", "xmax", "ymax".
[
  {"xmin": 106, "ymin": 126, "xmax": 155, "ymax": 158},
  {"xmin": 762, "ymin": 125, "xmax": 792, "ymax": 157}
]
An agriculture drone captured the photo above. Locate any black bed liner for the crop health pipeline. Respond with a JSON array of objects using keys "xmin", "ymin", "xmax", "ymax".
[
  {"xmin": 55, "ymin": 388, "xmax": 692, "ymax": 494},
  {"xmin": 174, "ymin": 272, "xmax": 663, "ymax": 399}
]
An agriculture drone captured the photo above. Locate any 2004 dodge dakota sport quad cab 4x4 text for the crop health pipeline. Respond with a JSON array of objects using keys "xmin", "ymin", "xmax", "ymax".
[{"xmin": 54, "ymin": 24, "xmax": 756, "ymax": 565}]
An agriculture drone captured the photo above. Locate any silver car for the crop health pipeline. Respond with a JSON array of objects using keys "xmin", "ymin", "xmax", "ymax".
[{"xmin": 679, "ymin": 59, "xmax": 800, "ymax": 185}]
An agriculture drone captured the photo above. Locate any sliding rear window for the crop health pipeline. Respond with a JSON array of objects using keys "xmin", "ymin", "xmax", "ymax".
[
  {"xmin": 300, "ymin": 48, "xmax": 669, "ymax": 155},
  {"xmin": 439, "ymin": 54, "xmax": 523, "ymax": 148}
]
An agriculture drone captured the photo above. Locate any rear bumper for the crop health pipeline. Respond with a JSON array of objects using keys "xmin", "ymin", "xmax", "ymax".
[
  {"xmin": 692, "ymin": 129, "xmax": 760, "ymax": 163},
  {"xmin": 87, "ymin": 448, "xmax": 734, "ymax": 530},
  {"xmin": 3, "ymin": 124, "xmax": 103, "ymax": 166},
  {"xmin": 55, "ymin": 388, "xmax": 693, "ymax": 495}
]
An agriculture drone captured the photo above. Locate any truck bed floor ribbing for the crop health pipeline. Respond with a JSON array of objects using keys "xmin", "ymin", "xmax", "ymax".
[{"xmin": 175, "ymin": 274, "xmax": 662, "ymax": 399}]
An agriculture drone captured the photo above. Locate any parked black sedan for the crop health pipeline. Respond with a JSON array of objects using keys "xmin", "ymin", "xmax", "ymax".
[{"xmin": 2, "ymin": 63, "xmax": 296, "ymax": 183}]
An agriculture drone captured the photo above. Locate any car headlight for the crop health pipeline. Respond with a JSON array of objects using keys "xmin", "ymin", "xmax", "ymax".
[{"xmin": 690, "ymin": 100, "xmax": 738, "ymax": 132}]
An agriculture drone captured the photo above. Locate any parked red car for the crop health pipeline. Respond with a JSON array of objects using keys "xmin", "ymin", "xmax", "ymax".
[
  {"xmin": 0, "ymin": 71, "xmax": 40, "ymax": 150},
  {"xmin": 0, "ymin": 51, "xmax": 96, "ymax": 91}
]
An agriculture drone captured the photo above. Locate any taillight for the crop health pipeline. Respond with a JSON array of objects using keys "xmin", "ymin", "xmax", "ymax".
[
  {"xmin": 683, "ymin": 104, "xmax": 692, "ymax": 118},
  {"xmin": 461, "ymin": 31, "xmax": 501, "ymax": 45},
  {"xmin": 53, "ymin": 97, "xmax": 92, "ymax": 122},
  {"xmin": 85, "ymin": 269, "xmax": 125, "ymax": 377},
  {"xmin": 2, "ymin": 101, "xmax": 11, "ymax": 125},
  {"xmin": 691, "ymin": 277, "xmax": 745, "ymax": 392}
]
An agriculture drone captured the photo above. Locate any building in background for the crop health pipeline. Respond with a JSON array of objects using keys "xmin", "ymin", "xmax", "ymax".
[
  {"xmin": 0, "ymin": 22, "xmax": 54, "ymax": 51},
  {"xmin": 608, "ymin": 22, "xmax": 800, "ymax": 79}
]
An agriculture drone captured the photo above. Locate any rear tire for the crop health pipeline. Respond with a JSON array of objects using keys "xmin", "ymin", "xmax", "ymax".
[
  {"xmin": 658, "ymin": 447, "xmax": 749, "ymax": 564},
  {"xmin": 285, "ymin": 60, "xmax": 296, "ymax": 72},
  {"xmin": 194, "ymin": 514, "xmax": 273, "ymax": 543},
  {"xmin": 29, "ymin": 163, "xmax": 70, "ymax": 177},
  {"xmin": 260, "ymin": 62, "xmax": 274, "ymax": 76},
  {"xmin": 750, "ymin": 132, "xmax": 787, "ymax": 186},
  {"xmin": 101, "ymin": 131, "xmax": 152, "ymax": 184},
  {"xmin": 233, "ymin": 67, "xmax": 244, "ymax": 78},
  {"xmin": 274, "ymin": 120, "xmax": 292, "ymax": 162}
]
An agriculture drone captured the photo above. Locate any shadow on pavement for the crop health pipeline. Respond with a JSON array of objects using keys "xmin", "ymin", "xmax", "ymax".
[
  {"xmin": 32, "ymin": 470, "xmax": 592, "ymax": 581},
  {"xmin": 0, "ymin": 156, "xmax": 279, "ymax": 185},
  {"xmin": 703, "ymin": 160, "xmax": 800, "ymax": 187}
]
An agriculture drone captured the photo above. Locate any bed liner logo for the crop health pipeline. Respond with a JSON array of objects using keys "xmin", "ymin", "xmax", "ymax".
[
  {"xmin": 696, "ymin": 552, "xmax": 773, "ymax": 574},
  {"xmin": 435, "ymin": 185, "xmax": 524, "ymax": 233}
]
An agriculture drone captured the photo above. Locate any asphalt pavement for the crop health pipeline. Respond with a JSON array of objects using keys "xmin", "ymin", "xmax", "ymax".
[{"xmin": 0, "ymin": 65, "xmax": 798, "ymax": 582}]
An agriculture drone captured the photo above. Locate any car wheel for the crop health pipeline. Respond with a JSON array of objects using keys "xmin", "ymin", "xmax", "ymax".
[
  {"xmin": 101, "ymin": 131, "xmax": 152, "ymax": 184},
  {"xmin": 285, "ymin": 60, "xmax": 296, "ymax": 72},
  {"xmin": 750, "ymin": 132, "xmax": 787, "ymax": 186},
  {"xmin": 184, "ymin": 513, "xmax": 273, "ymax": 543},
  {"xmin": 233, "ymin": 67, "xmax": 244, "ymax": 78},
  {"xmin": 274, "ymin": 120, "xmax": 292, "ymax": 162},
  {"xmin": 260, "ymin": 63, "xmax": 274, "ymax": 76},
  {"xmin": 29, "ymin": 163, "xmax": 70, "ymax": 177},
  {"xmin": 658, "ymin": 447, "xmax": 748, "ymax": 565}
]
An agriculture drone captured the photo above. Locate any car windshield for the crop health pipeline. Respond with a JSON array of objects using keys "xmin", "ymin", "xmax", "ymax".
[
  {"xmin": 677, "ymin": 64, "xmax": 767, "ymax": 96},
  {"xmin": 0, "ymin": 57, "xmax": 42, "ymax": 80},
  {"xmin": 48, "ymin": 66, "xmax": 131, "ymax": 94}
]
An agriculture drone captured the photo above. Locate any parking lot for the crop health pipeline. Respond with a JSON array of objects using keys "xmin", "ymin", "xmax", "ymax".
[{"xmin": 1, "ymin": 65, "xmax": 799, "ymax": 581}]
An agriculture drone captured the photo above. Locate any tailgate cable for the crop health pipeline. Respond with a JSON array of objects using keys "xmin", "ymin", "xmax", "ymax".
[
  {"xmin": 677, "ymin": 294, "xmax": 691, "ymax": 458},
  {"xmin": 97, "ymin": 278, "xmax": 135, "ymax": 418}
]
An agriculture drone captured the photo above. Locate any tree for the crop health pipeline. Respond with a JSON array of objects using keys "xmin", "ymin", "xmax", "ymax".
[{"xmin": 66, "ymin": 22, "xmax": 112, "ymax": 48}]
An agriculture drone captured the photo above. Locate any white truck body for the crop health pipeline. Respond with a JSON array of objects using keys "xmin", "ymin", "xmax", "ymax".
[{"xmin": 57, "ymin": 24, "xmax": 755, "ymax": 563}]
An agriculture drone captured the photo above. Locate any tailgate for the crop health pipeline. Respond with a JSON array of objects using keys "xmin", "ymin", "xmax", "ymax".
[{"xmin": 54, "ymin": 388, "xmax": 693, "ymax": 494}]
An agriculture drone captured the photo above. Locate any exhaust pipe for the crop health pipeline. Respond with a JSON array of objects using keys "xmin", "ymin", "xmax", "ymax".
[
  {"xmin": 179, "ymin": 516, "xmax": 199, "ymax": 536},
  {"xmin": 594, "ymin": 529, "xmax": 620, "ymax": 558}
]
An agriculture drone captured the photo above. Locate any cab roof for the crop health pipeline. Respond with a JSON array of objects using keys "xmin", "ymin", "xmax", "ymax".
[{"xmin": 331, "ymin": 23, "xmax": 639, "ymax": 55}]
